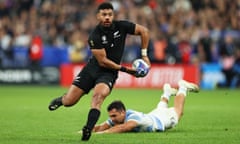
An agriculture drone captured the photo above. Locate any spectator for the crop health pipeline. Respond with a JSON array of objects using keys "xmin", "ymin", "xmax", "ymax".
[
  {"xmin": 0, "ymin": 25, "xmax": 13, "ymax": 67},
  {"xmin": 219, "ymin": 34, "xmax": 237, "ymax": 87},
  {"xmin": 0, "ymin": 0, "xmax": 239, "ymax": 69},
  {"xmin": 231, "ymin": 47, "xmax": 240, "ymax": 88},
  {"xmin": 197, "ymin": 25, "xmax": 214, "ymax": 63},
  {"xmin": 29, "ymin": 35, "xmax": 43, "ymax": 68}
]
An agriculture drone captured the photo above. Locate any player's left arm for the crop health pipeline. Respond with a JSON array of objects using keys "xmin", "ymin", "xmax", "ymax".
[
  {"xmin": 134, "ymin": 24, "xmax": 151, "ymax": 67},
  {"xmin": 96, "ymin": 120, "xmax": 138, "ymax": 133}
]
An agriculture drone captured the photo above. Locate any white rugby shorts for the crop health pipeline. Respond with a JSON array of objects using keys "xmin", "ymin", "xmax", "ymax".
[{"xmin": 149, "ymin": 107, "xmax": 178, "ymax": 129}]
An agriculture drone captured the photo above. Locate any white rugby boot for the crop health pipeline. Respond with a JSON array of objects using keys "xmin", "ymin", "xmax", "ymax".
[
  {"xmin": 163, "ymin": 83, "xmax": 178, "ymax": 96},
  {"xmin": 178, "ymin": 80, "xmax": 199, "ymax": 93}
]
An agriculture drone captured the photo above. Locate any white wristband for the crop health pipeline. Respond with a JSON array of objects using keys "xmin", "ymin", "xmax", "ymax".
[{"xmin": 141, "ymin": 49, "xmax": 147, "ymax": 56}]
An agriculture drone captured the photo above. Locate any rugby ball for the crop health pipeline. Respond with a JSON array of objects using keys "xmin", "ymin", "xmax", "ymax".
[{"xmin": 132, "ymin": 59, "xmax": 149, "ymax": 77}]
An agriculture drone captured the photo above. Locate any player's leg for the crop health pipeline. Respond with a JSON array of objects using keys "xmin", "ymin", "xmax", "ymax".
[
  {"xmin": 82, "ymin": 74, "xmax": 116, "ymax": 141},
  {"xmin": 87, "ymin": 83, "xmax": 111, "ymax": 128},
  {"xmin": 157, "ymin": 83, "xmax": 177, "ymax": 108},
  {"xmin": 48, "ymin": 85, "xmax": 85, "ymax": 110},
  {"xmin": 173, "ymin": 80, "xmax": 199, "ymax": 120},
  {"xmin": 148, "ymin": 84, "xmax": 178, "ymax": 130},
  {"xmin": 48, "ymin": 68, "xmax": 93, "ymax": 111},
  {"xmin": 81, "ymin": 83, "xmax": 111, "ymax": 141}
]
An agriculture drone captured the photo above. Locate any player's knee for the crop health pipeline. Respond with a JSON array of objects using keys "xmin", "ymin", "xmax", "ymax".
[
  {"xmin": 93, "ymin": 92, "xmax": 107, "ymax": 100},
  {"xmin": 92, "ymin": 93, "xmax": 106, "ymax": 108}
]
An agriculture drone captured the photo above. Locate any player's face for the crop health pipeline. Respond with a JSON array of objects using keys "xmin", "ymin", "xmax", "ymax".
[
  {"xmin": 97, "ymin": 9, "xmax": 114, "ymax": 27},
  {"xmin": 108, "ymin": 108, "xmax": 125, "ymax": 125}
]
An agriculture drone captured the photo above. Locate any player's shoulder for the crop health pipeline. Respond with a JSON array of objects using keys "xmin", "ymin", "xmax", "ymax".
[
  {"xmin": 126, "ymin": 109, "xmax": 143, "ymax": 121},
  {"xmin": 114, "ymin": 20, "xmax": 135, "ymax": 26},
  {"xmin": 89, "ymin": 26, "xmax": 100, "ymax": 35},
  {"xmin": 88, "ymin": 26, "xmax": 101, "ymax": 40},
  {"xmin": 113, "ymin": 20, "xmax": 135, "ymax": 34},
  {"xmin": 126, "ymin": 109, "xmax": 141, "ymax": 117}
]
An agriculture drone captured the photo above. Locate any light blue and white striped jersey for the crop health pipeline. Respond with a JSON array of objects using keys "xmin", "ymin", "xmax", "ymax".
[{"xmin": 106, "ymin": 109, "xmax": 165, "ymax": 132}]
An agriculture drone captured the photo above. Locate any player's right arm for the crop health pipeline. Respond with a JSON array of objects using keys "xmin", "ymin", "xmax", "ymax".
[
  {"xmin": 88, "ymin": 30, "xmax": 141, "ymax": 77},
  {"xmin": 95, "ymin": 120, "xmax": 138, "ymax": 133},
  {"xmin": 91, "ymin": 48, "xmax": 121, "ymax": 70},
  {"xmin": 88, "ymin": 30, "xmax": 123, "ymax": 71},
  {"xmin": 91, "ymin": 48, "xmax": 137, "ymax": 76},
  {"xmin": 92, "ymin": 122, "xmax": 111, "ymax": 132}
]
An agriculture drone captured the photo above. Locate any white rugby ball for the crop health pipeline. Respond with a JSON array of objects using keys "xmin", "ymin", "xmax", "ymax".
[{"xmin": 132, "ymin": 59, "xmax": 150, "ymax": 73}]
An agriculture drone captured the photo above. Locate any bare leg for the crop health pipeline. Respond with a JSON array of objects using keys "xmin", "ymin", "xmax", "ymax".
[
  {"xmin": 48, "ymin": 85, "xmax": 85, "ymax": 111},
  {"xmin": 62, "ymin": 85, "xmax": 85, "ymax": 106},
  {"xmin": 91, "ymin": 83, "xmax": 111, "ymax": 110},
  {"xmin": 173, "ymin": 93, "xmax": 185, "ymax": 120},
  {"xmin": 82, "ymin": 83, "xmax": 111, "ymax": 141},
  {"xmin": 174, "ymin": 80, "xmax": 199, "ymax": 120}
]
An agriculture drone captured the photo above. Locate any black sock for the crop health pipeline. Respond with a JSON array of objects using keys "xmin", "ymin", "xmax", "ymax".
[
  {"xmin": 85, "ymin": 108, "xmax": 100, "ymax": 130},
  {"xmin": 55, "ymin": 96, "xmax": 63, "ymax": 106}
]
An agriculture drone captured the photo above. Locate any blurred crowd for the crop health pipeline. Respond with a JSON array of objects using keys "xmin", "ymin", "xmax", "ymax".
[{"xmin": 0, "ymin": 0, "xmax": 240, "ymax": 87}]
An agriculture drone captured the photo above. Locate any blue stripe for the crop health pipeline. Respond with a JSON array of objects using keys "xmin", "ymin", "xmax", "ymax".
[{"xmin": 152, "ymin": 116, "xmax": 164, "ymax": 132}]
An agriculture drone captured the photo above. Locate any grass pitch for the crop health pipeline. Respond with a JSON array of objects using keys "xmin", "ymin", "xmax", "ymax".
[{"xmin": 0, "ymin": 85, "xmax": 239, "ymax": 144}]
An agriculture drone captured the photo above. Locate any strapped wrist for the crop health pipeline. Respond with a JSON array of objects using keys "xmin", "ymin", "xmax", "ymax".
[
  {"xmin": 141, "ymin": 49, "xmax": 147, "ymax": 57},
  {"xmin": 119, "ymin": 66, "xmax": 127, "ymax": 72}
]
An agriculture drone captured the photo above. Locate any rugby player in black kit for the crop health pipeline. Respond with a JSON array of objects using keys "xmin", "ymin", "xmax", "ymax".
[{"xmin": 48, "ymin": 2, "xmax": 151, "ymax": 141}]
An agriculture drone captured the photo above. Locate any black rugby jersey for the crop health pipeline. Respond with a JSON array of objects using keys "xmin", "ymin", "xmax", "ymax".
[{"xmin": 88, "ymin": 20, "xmax": 135, "ymax": 67}]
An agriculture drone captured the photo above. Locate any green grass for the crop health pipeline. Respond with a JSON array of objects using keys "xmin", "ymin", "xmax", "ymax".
[{"xmin": 0, "ymin": 85, "xmax": 240, "ymax": 144}]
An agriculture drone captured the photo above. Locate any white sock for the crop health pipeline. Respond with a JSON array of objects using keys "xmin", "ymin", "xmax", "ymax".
[
  {"xmin": 157, "ymin": 101, "xmax": 168, "ymax": 108},
  {"xmin": 177, "ymin": 86, "xmax": 187, "ymax": 97},
  {"xmin": 161, "ymin": 92, "xmax": 171, "ymax": 101}
]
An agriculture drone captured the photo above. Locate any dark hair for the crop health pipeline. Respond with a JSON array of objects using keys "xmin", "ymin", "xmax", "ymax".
[
  {"xmin": 97, "ymin": 2, "xmax": 114, "ymax": 12},
  {"xmin": 107, "ymin": 100, "xmax": 126, "ymax": 112}
]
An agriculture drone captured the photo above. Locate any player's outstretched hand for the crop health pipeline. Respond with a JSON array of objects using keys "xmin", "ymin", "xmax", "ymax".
[
  {"xmin": 124, "ymin": 67, "xmax": 147, "ymax": 78},
  {"xmin": 135, "ymin": 67, "xmax": 148, "ymax": 77},
  {"xmin": 124, "ymin": 67, "xmax": 138, "ymax": 76},
  {"xmin": 120, "ymin": 65, "xmax": 149, "ymax": 78}
]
